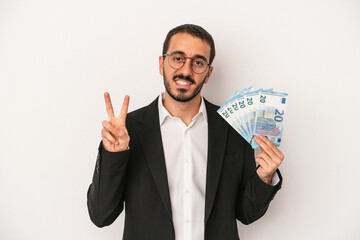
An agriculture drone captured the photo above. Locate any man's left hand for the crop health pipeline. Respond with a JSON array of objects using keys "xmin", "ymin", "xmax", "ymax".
[{"xmin": 253, "ymin": 135, "xmax": 285, "ymax": 185}]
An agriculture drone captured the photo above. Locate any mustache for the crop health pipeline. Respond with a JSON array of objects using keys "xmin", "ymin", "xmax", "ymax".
[{"xmin": 173, "ymin": 74, "xmax": 195, "ymax": 84}]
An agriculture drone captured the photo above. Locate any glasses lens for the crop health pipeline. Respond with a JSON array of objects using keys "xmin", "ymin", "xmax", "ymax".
[
  {"xmin": 168, "ymin": 53, "xmax": 185, "ymax": 69},
  {"xmin": 191, "ymin": 58, "xmax": 207, "ymax": 74}
]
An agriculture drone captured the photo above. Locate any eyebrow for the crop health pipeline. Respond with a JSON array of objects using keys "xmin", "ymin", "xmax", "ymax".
[{"xmin": 169, "ymin": 50, "xmax": 209, "ymax": 63}]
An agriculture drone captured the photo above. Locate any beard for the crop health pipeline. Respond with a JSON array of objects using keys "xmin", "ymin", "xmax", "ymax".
[{"xmin": 163, "ymin": 71, "xmax": 206, "ymax": 103}]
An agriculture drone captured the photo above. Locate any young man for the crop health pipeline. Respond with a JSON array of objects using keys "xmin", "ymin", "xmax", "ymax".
[{"xmin": 87, "ymin": 24, "xmax": 284, "ymax": 240}]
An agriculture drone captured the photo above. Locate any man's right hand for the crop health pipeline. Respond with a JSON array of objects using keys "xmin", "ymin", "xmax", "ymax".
[{"xmin": 101, "ymin": 92, "xmax": 130, "ymax": 152}]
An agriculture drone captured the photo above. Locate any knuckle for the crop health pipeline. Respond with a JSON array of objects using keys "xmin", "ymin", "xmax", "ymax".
[
  {"xmin": 103, "ymin": 127, "xmax": 110, "ymax": 134},
  {"xmin": 274, "ymin": 157, "xmax": 281, "ymax": 165},
  {"xmin": 270, "ymin": 161, "xmax": 277, "ymax": 169},
  {"xmin": 104, "ymin": 131, "xmax": 110, "ymax": 139},
  {"xmin": 103, "ymin": 121, "xmax": 111, "ymax": 129},
  {"xmin": 110, "ymin": 133, "xmax": 116, "ymax": 141},
  {"xmin": 263, "ymin": 145, "xmax": 270, "ymax": 152},
  {"xmin": 106, "ymin": 130, "xmax": 113, "ymax": 138}
]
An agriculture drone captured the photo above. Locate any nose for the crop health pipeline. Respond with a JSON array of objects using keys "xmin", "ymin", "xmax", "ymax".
[{"xmin": 179, "ymin": 58, "xmax": 193, "ymax": 76}]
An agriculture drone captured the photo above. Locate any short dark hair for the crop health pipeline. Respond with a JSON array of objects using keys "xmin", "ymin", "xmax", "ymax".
[{"xmin": 162, "ymin": 24, "xmax": 216, "ymax": 65}]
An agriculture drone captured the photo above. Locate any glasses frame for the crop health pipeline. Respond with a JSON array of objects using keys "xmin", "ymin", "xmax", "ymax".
[{"xmin": 163, "ymin": 53, "xmax": 211, "ymax": 74}]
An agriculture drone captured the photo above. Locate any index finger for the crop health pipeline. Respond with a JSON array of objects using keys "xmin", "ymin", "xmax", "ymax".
[
  {"xmin": 104, "ymin": 92, "xmax": 115, "ymax": 119},
  {"xmin": 119, "ymin": 95, "xmax": 130, "ymax": 123},
  {"xmin": 254, "ymin": 136, "xmax": 277, "ymax": 160},
  {"xmin": 258, "ymin": 135, "xmax": 284, "ymax": 159}
]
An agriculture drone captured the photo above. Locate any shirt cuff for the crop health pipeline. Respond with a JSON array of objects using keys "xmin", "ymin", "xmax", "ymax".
[{"xmin": 270, "ymin": 170, "xmax": 280, "ymax": 186}]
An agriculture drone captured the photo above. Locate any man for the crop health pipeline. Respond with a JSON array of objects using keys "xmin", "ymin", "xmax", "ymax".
[{"xmin": 87, "ymin": 24, "xmax": 284, "ymax": 240}]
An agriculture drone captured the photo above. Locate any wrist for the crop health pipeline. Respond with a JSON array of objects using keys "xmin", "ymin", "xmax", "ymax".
[
  {"xmin": 257, "ymin": 169, "xmax": 273, "ymax": 185},
  {"xmin": 116, "ymin": 145, "xmax": 130, "ymax": 152},
  {"xmin": 262, "ymin": 177, "xmax": 272, "ymax": 185}
]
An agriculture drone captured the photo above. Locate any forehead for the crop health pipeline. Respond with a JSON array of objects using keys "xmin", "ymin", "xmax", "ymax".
[{"xmin": 167, "ymin": 33, "xmax": 211, "ymax": 61}]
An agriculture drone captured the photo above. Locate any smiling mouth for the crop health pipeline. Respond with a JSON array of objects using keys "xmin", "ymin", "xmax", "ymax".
[
  {"xmin": 174, "ymin": 78, "xmax": 193, "ymax": 86},
  {"xmin": 176, "ymin": 80, "xmax": 191, "ymax": 86}
]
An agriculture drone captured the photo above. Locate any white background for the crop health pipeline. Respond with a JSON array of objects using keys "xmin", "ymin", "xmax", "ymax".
[{"xmin": 0, "ymin": 0, "xmax": 359, "ymax": 239}]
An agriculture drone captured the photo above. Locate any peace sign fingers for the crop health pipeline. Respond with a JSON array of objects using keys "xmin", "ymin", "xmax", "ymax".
[{"xmin": 101, "ymin": 92, "xmax": 131, "ymax": 152}]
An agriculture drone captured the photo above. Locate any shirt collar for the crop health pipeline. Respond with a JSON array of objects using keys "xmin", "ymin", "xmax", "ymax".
[{"xmin": 158, "ymin": 92, "xmax": 208, "ymax": 126}]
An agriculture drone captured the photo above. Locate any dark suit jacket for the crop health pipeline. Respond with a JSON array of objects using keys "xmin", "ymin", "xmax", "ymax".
[{"xmin": 87, "ymin": 97, "xmax": 282, "ymax": 240}]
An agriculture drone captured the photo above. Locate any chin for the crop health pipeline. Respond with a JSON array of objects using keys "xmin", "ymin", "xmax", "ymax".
[{"xmin": 168, "ymin": 89, "xmax": 200, "ymax": 103}]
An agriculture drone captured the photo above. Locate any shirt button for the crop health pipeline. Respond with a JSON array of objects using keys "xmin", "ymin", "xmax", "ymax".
[
  {"xmin": 186, "ymin": 219, "xmax": 190, "ymax": 223},
  {"xmin": 185, "ymin": 189, "xmax": 190, "ymax": 193},
  {"xmin": 185, "ymin": 131, "xmax": 189, "ymax": 136}
]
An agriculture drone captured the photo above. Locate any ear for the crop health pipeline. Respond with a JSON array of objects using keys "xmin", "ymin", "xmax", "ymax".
[
  {"xmin": 203, "ymin": 66, "xmax": 213, "ymax": 84},
  {"xmin": 159, "ymin": 56, "xmax": 164, "ymax": 76}
]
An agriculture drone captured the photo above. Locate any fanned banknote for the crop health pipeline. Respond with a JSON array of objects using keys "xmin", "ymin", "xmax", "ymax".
[{"xmin": 218, "ymin": 87, "xmax": 288, "ymax": 149}]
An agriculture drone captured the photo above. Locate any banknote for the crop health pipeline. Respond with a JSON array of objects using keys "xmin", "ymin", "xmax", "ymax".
[
  {"xmin": 218, "ymin": 87, "xmax": 288, "ymax": 149},
  {"xmin": 218, "ymin": 91, "xmax": 251, "ymax": 142},
  {"xmin": 250, "ymin": 90, "xmax": 288, "ymax": 148},
  {"xmin": 217, "ymin": 86, "xmax": 254, "ymax": 141}
]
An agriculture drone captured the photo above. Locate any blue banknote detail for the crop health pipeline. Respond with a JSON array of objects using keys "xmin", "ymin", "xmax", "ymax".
[
  {"xmin": 256, "ymin": 117, "xmax": 277, "ymax": 131},
  {"xmin": 219, "ymin": 87, "xmax": 288, "ymax": 149}
]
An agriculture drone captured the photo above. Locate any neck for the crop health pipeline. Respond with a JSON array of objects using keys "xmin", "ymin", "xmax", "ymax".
[{"xmin": 163, "ymin": 91, "xmax": 202, "ymax": 126}]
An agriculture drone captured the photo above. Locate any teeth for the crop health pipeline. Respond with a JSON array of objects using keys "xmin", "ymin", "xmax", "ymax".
[{"xmin": 176, "ymin": 80, "xmax": 190, "ymax": 86}]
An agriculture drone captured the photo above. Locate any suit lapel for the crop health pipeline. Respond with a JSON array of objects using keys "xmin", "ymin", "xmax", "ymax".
[
  {"xmin": 135, "ymin": 97, "xmax": 229, "ymax": 224},
  {"xmin": 204, "ymin": 99, "xmax": 229, "ymax": 224},
  {"xmin": 136, "ymin": 98, "xmax": 173, "ymax": 221}
]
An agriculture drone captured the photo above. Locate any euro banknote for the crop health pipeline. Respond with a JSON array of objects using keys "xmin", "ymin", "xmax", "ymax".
[{"xmin": 218, "ymin": 87, "xmax": 288, "ymax": 149}]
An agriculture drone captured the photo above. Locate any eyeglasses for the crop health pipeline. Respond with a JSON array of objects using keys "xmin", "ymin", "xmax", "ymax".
[{"xmin": 163, "ymin": 52, "xmax": 210, "ymax": 74}]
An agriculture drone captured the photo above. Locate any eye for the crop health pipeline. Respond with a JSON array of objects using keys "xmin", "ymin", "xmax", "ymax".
[
  {"xmin": 193, "ymin": 59, "xmax": 205, "ymax": 66},
  {"xmin": 172, "ymin": 54, "xmax": 184, "ymax": 62}
]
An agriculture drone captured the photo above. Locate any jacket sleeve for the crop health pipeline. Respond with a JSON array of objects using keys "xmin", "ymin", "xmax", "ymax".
[
  {"xmin": 87, "ymin": 141, "xmax": 130, "ymax": 227},
  {"xmin": 235, "ymin": 141, "xmax": 282, "ymax": 225}
]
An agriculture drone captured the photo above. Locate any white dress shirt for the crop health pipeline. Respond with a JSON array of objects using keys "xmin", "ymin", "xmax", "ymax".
[
  {"xmin": 159, "ymin": 93, "xmax": 208, "ymax": 240},
  {"xmin": 158, "ymin": 93, "xmax": 279, "ymax": 240}
]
